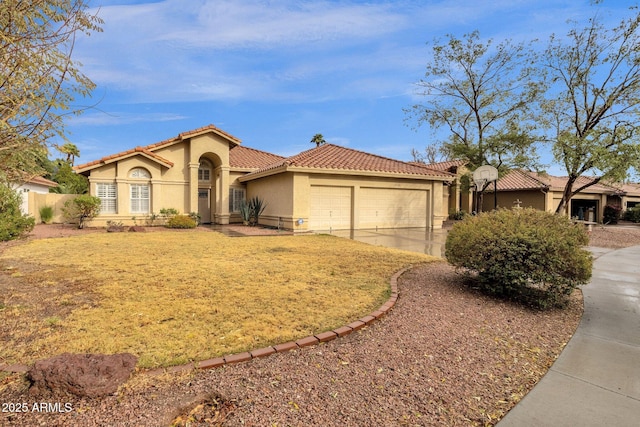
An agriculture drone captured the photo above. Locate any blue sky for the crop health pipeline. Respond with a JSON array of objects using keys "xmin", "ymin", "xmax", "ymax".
[{"xmin": 63, "ymin": 0, "xmax": 631, "ymax": 175}]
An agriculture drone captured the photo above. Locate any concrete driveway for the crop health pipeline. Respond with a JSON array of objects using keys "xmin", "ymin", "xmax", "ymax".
[{"xmin": 318, "ymin": 228, "xmax": 448, "ymax": 257}]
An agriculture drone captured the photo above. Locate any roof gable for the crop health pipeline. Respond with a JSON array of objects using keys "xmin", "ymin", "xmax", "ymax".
[
  {"xmin": 74, "ymin": 124, "xmax": 240, "ymax": 174},
  {"xmin": 74, "ymin": 147, "xmax": 174, "ymax": 174}
]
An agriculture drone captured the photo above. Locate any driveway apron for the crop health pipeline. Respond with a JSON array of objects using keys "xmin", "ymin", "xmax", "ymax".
[
  {"xmin": 498, "ymin": 245, "xmax": 640, "ymax": 427},
  {"xmin": 320, "ymin": 228, "xmax": 448, "ymax": 257}
]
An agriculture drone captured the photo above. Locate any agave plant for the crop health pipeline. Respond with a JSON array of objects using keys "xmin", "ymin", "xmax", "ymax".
[
  {"xmin": 248, "ymin": 196, "xmax": 267, "ymax": 226},
  {"xmin": 239, "ymin": 200, "xmax": 252, "ymax": 225}
]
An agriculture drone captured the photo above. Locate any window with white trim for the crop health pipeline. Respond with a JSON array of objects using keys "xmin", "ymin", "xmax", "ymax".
[
  {"xmin": 130, "ymin": 184, "xmax": 150, "ymax": 214},
  {"xmin": 229, "ymin": 188, "xmax": 246, "ymax": 212},
  {"xmin": 96, "ymin": 183, "xmax": 117, "ymax": 213},
  {"xmin": 198, "ymin": 161, "xmax": 211, "ymax": 182}
]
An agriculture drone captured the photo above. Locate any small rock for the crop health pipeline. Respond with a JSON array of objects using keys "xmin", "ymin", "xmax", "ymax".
[
  {"xmin": 128, "ymin": 226, "xmax": 146, "ymax": 232},
  {"xmin": 28, "ymin": 353, "xmax": 137, "ymax": 398}
]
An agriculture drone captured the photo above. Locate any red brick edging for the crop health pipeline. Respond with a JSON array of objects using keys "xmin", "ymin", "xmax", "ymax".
[
  {"xmin": 146, "ymin": 265, "xmax": 411, "ymax": 376},
  {"xmin": 0, "ymin": 267, "xmax": 411, "ymax": 375}
]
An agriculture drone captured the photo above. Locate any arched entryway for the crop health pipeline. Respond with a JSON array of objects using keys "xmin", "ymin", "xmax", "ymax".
[
  {"xmin": 197, "ymin": 153, "xmax": 227, "ymax": 224},
  {"xmin": 198, "ymin": 159, "xmax": 213, "ymax": 223}
]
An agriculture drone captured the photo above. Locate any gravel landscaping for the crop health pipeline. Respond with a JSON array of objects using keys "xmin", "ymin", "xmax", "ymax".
[{"xmin": 1, "ymin": 223, "xmax": 639, "ymax": 426}]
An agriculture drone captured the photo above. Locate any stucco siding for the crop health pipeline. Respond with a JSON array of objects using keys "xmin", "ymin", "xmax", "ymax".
[{"xmin": 246, "ymin": 172, "xmax": 294, "ymax": 229}]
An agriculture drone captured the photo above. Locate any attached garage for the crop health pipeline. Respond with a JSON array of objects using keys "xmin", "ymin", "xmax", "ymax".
[
  {"xmin": 240, "ymin": 143, "xmax": 453, "ymax": 231},
  {"xmin": 359, "ymin": 188, "xmax": 428, "ymax": 229},
  {"xmin": 308, "ymin": 186, "xmax": 430, "ymax": 231},
  {"xmin": 309, "ymin": 185, "xmax": 352, "ymax": 231}
]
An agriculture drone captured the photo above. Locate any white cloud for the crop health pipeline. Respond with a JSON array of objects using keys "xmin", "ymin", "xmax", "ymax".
[{"xmin": 68, "ymin": 111, "xmax": 188, "ymax": 126}]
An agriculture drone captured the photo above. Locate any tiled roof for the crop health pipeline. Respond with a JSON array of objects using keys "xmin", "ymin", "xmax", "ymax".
[
  {"xmin": 424, "ymin": 159, "xmax": 467, "ymax": 171},
  {"xmin": 74, "ymin": 147, "xmax": 174, "ymax": 172},
  {"xmin": 229, "ymin": 145, "xmax": 285, "ymax": 169},
  {"xmin": 27, "ymin": 176, "xmax": 58, "ymax": 187},
  {"xmin": 487, "ymin": 169, "xmax": 626, "ymax": 195},
  {"xmin": 244, "ymin": 144, "xmax": 454, "ymax": 179},
  {"xmin": 619, "ymin": 183, "xmax": 640, "ymax": 196},
  {"xmin": 492, "ymin": 170, "xmax": 549, "ymax": 191},
  {"xmin": 74, "ymin": 124, "xmax": 240, "ymax": 173}
]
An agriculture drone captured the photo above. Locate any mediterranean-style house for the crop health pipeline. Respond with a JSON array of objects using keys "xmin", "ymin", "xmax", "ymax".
[
  {"xmin": 480, "ymin": 169, "xmax": 640, "ymax": 222},
  {"xmin": 73, "ymin": 124, "xmax": 455, "ymax": 231}
]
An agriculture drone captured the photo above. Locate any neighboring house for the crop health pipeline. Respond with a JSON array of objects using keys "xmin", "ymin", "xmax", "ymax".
[
  {"xmin": 74, "ymin": 124, "xmax": 454, "ymax": 231},
  {"xmin": 15, "ymin": 176, "xmax": 58, "ymax": 215},
  {"xmin": 481, "ymin": 169, "xmax": 640, "ymax": 222}
]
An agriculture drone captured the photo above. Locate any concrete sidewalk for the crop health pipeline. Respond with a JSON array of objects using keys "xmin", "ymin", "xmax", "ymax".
[{"xmin": 498, "ymin": 245, "xmax": 640, "ymax": 427}]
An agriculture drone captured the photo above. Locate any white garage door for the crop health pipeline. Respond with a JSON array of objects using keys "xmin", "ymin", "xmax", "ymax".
[
  {"xmin": 309, "ymin": 186, "xmax": 352, "ymax": 231},
  {"xmin": 359, "ymin": 188, "xmax": 427, "ymax": 229}
]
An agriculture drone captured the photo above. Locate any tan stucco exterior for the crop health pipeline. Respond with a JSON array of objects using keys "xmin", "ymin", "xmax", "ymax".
[
  {"xmin": 242, "ymin": 169, "xmax": 447, "ymax": 231},
  {"xmin": 73, "ymin": 126, "xmax": 452, "ymax": 230}
]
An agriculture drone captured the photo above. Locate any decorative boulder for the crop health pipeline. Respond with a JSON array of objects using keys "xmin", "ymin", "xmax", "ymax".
[{"xmin": 28, "ymin": 353, "xmax": 137, "ymax": 398}]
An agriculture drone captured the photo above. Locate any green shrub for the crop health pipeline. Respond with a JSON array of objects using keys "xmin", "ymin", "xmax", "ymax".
[
  {"xmin": 603, "ymin": 204, "xmax": 622, "ymax": 224},
  {"xmin": 39, "ymin": 205, "xmax": 54, "ymax": 224},
  {"xmin": 445, "ymin": 208, "xmax": 592, "ymax": 308},
  {"xmin": 189, "ymin": 211, "xmax": 201, "ymax": 226},
  {"xmin": 0, "ymin": 183, "xmax": 35, "ymax": 241},
  {"xmin": 62, "ymin": 195, "xmax": 101, "ymax": 229},
  {"xmin": 159, "ymin": 207, "xmax": 178, "ymax": 216},
  {"xmin": 166, "ymin": 214, "xmax": 196, "ymax": 229},
  {"xmin": 624, "ymin": 206, "xmax": 640, "ymax": 223},
  {"xmin": 448, "ymin": 210, "xmax": 467, "ymax": 220}
]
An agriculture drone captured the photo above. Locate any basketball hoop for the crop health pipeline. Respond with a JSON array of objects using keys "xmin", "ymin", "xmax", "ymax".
[
  {"xmin": 473, "ymin": 178, "xmax": 488, "ymax": 191},
  {"xmin": 472, "ymin": 165, "xmax": 499, "ymax": 190},
  {"xmin": 472, "ymin": 165, "xmax": 500, "ymax": 212}
]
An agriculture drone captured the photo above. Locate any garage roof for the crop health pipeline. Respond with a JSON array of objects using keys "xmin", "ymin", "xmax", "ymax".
[{"xmin": 240, "ymin": 144, "xmax": 454, "ymax": 182}]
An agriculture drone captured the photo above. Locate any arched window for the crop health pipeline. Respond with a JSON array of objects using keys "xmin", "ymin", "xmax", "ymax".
[{"xmin": 129, "ymin": 168, "xmax": 151, "ymax": 179}]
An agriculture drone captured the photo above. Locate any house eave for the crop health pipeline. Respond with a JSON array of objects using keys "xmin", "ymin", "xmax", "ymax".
[{"xmin": 239, "ymin": 165, "xmax": 454, "ymax": 182}]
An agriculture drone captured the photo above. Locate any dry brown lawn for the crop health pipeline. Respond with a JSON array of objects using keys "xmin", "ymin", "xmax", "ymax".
[{"xmin": 0, "ymin": 232, "xmax": 435, "ymax": 368}]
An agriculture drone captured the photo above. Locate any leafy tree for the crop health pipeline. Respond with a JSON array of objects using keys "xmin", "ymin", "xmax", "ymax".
[
  {"xmin": 0, "ymin": 1, "xmax": 102, "ymax": 183},
  {"xmin": 0, "ymin": 181, "xmax": 35, "ymax": 241},
  {"xmin": 407, "ymin": 31, "xmax": 541, "ymax": 176},
  {"xmin": 537, "ymin": 7, "xmax": 640, "ymax": 214},
  {"xmin": 310, "ymin": 133, "xmax": 326, "ymax": 147},
  {"xmin": 407, "ymin": 31, "xmax": 541, "ymax": 211},
  {"xmin": 62, "ymin": 194, "xmax": 100, "ymax": 229},
  {"xmin": 410, "ymin": 143, "xmax": 448, "ymax": 164},
  {"xmin": 50, "ymin": 160, "xmax": 88, "ymax": 194}
]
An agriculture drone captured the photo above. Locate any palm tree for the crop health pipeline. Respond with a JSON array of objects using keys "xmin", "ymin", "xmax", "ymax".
[
  {"xmin": 310, "ymin": 133, "xmax": 326, "ymax": 147},
  {"xmin": 55, "ymin": 143, "xmax": 80, "ymax": 165}
]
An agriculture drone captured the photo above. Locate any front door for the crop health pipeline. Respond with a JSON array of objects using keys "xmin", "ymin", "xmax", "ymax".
[{"xmin": 198, "ymin": 188, "xmax": 211, "ymax": 224}]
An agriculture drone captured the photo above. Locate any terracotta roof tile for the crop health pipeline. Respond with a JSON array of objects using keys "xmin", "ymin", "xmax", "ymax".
[
  {"xmin": 74, "ymin": 124, "xmax": 240, "ymax": 173},
  {"xmin": 246, "ymin": 144, "xmax": 454, "ymax": 179},
  {"xmin": 27, "ymin": 176, "xmax": 58, "ymax": 187},
  {"xmin": 491, "ymin": 170, "xmax": 549, "ymax": 191},
  {"xmin": 424, "ymin": 159, "xmax": 467, "ymax": 171},
  {"xmin": 229, "ymin": 145, "xmax": 285, "ymax": 169},
  {"xmin": 619, "ymin": 182, "xmax": 640, "ymax": 196},
  {"xmin": 74, "ymin": 147, "xmax": 174, "ymax": 172},
  {"xmin": 488, "ymin": 170, "xmax": 627, "ymax": 195}
]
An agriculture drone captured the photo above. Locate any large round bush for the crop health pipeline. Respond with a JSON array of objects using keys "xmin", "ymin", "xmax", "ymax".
[{"xmin": 445, "ymin": 208, "xmax": 592, "ymax": 307}]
